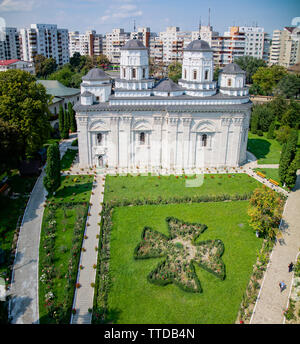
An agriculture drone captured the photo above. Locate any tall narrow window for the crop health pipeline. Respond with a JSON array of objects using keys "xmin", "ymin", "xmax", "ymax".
[
  {"xmin": 142, "ymin": 68, "xmax": 145, "ymax": 78},
  {"xmin": 140, "ymin": 132, "xmax": 145, "ymax": 145},
  {"xmin": 97, "ymin": 133, "xmax": 103, "ymax": 145},
  {"xmin": 193, "ymin": 70, "xmax": 197, "ymax": 80},
  {"xmin": 184, "ymin": 69, "xmax": 187, "ymax": 79},
  {"xmin": 132, "ymin": 68, "xmax": 136, "ymax": 79},
  {"xmin": 202, "ymin": 134, "xmax": 207, "ymax": 147},
  {"xmin": 123, "ymin": 68, "xmax": 126, "ymax": 78},
  {"xmin": 205, "ymin": 70, "xmax": 209, "ymax": 80},
  {"xmin": 227, "ymin": 78, "xmax": 232, "ymax": 87}
]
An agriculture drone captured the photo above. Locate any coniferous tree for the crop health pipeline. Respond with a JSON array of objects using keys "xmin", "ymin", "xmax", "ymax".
[
  {"xmin": 285, "ymin": 159, "xmax": 298, "ymax": 189},
  {"xmin": 68, "ymin": 102, "xmax": 77, "ymax": 132},
  {"xmin": 44, "ymin": 143, "xmax": 61, "ymax": 195},
  {"xmin": 58, "ymin": 105, "xmax": 64, "ymax": 134},
  {"xmin": 267, "ymin": 121, "xmax": 276, "ymax": 139},
  {"xmin": 62, "ymin": 108, "xmax": 70, "ymax": 139},
  {"xmin": 279, "ymin": 130, "xmax": 298, "ymax": 185}
]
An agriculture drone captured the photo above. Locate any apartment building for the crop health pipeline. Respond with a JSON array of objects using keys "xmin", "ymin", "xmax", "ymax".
[
  {"xmin": 0, "ymin": 27, "xmax": 20, "ymax": 60},
  {"xmin": 239, "ymin": 26, "xmax": 270, "ymax": 61},
  {"xmin": 269, "ymin": 26, "xmax": 300, "ymax": 67},
  {"xmin": 69, "ymin": 30, "xmax": 103, "ymax": 57},
  {"xmin": 20, "ymin": 24, "xmax": 69, "ymax": 66},
  {"xmin": 130, "ymin": 27, "xmax": 151, "ymax": 47},
  {"xmin": 103, "ymin": 28, "xmax": 130, "ymax": 64},
  {"xmin": 0, "ymin": 59, "xmax": 35, "ymax": 74}
]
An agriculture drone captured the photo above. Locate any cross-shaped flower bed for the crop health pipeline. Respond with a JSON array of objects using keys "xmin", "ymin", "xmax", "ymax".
[{"xmin": 134, "ymin": 217, "xmax": 225, "ymax": 293}]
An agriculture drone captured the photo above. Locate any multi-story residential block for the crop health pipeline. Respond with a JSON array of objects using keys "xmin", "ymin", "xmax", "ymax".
[
  {"xmin": 269, "ymin": 26, "xmax": 300, "ymax": 67},
  {"xmin": 69, "ymin": 30, "xmax": 103, "ymax": 57},
  {"xmin": 239, "ymin": 26, "xmax": 270, "ymax": 61},
  {"xmin": 130, "ymin": 27, "xmax": 151, "ymax": 48},
  {"xmin": 0, "ymin": 27, "xmax": 20, "ymax": 60},
  {"xmin": 103, "ymin": 28, "xmax": 130, "ymax": 64},
  {"xmin": 20, "ymin": 24, "xmax": 69, "ymax": 66},
  {"xmin": 149, "ymin": 36, "xmax": 163, "ymax": 64}
]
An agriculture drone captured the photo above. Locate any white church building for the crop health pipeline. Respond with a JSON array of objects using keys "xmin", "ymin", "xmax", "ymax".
[{"xmin": 74, "ymin": 37, "xmax": 251, "ymax": 170}]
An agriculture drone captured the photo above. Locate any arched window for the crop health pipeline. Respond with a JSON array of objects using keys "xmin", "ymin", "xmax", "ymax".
[
  {"xmin": 193, "ymin": 70, "xmax": 197, "ymax": 80},
  {"xmin": 97, "ymin": 133, "xmax": 103, "ymax": 145},
  {"xmin": 202, "ymin": 134, "xmax": 207, "ymax": 147},
  {"xmin": 227, "ymin": 78, "xmax": 232, "ymax": 87},
  {"xmin": 132, "ymin": 68, "xmax": 136, "ymax": 79},
  {"xmin": 205, "ymin": 70, "xmax": 209, "ymax": 80},
  {"xmin": 98, "ymin": 155, "xmax": 103, "ymax": 167},
  {"xmin": 140, "ymin": 132, "xmax": 145, "ymax": 145}
]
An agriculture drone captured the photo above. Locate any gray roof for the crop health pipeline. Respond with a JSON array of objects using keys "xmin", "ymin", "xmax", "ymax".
[
  {"xmin": 121, "ymin": 39, "xmax": 147, "ymax": 50},
  {"xmin": 184, "ymin": 39, "xmax": 213, "ymax": 52},
  {"xmin": 82, "ymin": 68, "xmax": 110, "ymax": 81},
  {"xmin": 81, "ymin": 91, "xmax": 93, "ymax": 97},
  {"xmin": 154, "ymin": 79, "xmax": 184, "ymax": 92},
  {"xmin": 37, "ymin": 80, "xmax": 80, "ymax": 97},
  {"xmin": 221, "ymin": 63, "xmax": 246, "ymax": 74}
]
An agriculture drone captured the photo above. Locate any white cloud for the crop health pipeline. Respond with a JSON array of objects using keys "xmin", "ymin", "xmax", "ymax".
[
  {"xmin": 0, "ymin": 0, "xmax": 36, "ymax": 12},
  {"xmin": 99, "ymin": 2, "xmax": 143, "ymax": 23}
]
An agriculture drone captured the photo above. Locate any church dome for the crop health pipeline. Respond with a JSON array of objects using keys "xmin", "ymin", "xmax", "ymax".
[
  {"xmin": 82, "ymin": 68, "xmax": 110, "ymax": 81},
  {"xmin": 154, "ymin": 78, "xmax": 184, "ymax": 92},
  {"xmin": 121, "ymin": 38, "xmax": 147, "ymax": 50},
  {"xmin": 221, "ymin": 63, "xmax": 246, "ymax": 74},
  {"xmin": 184, "ymin": 39, "xmax": 212, "ymax": 52}
]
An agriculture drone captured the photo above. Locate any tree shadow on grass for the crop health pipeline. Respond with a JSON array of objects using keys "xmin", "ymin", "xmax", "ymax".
[
  {"xmin": 51, "ymin": 182, "xmax": 93, "ymax": 202},
  {"xmin": 247, "ymin": 138, "xmax": 271, "ymax": 160}
]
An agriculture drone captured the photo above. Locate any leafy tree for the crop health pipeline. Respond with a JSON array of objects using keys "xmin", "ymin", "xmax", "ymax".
[
  {"xmin": 281, "ymin": 100, "xmax": 300, "ymax": 129},
  {"xmin": 267, "ymin": 121, "xmax": 276, "ymax": 139},
  {"xmin": 167, "ymin": 62, "xmax": 182, "ymax": 83},
  {"xmin": 250, "ymin": 111, "xmax": 259, "ymax": 134},
  {"xmin": 58, "ymin": 104, "xmax": 64, "ymax": 134},
  {"xmin": 285, "ymin": 158, "xmax": 298, "ymax": 189},
  {"xmin": 248, "ymin": 186, "xmax": 284, "ymax": 239},
  {"xmin": 96, "ymin": 54, "xmax": 110, "ymax": 67},
  {"xmin": 274, "ymin": 74, "xmax": 300, "ymax": 99},
  {"xmin": 268, "ymin": 95, "xmax": 288, "ymax": 122},
  {"xmin": 0, "ymin": 119, "xmax": 23, "ymax": 174},
  {"xmin": 235, "ymin": 56, "xmax": 266, "ymax": 84},
  {"xmin": 275, "ymin": 125, "xmax": 292, "ymax": 145},
  {"xmin": 47, "ymin": 65, "xmax": 74, "ymax": 87},
  {"xmin": 252, "ymin": 65, "xmax": 287, "ymax": 96},
  {"xmin": 34, "ymin": 54, "xmax": 57, "ymax": 78},
  {"xmin": 0, "ymin": 69, "xmax": 51, "ymax": 160},
  {"xmin": 43, "ymin": 143, "xmax": 61, "ymax": 195},
  {"xmin": 69, "ymin": 52, "xmax": 81, "ymax": 69},
  {"xmin": 62, "ymin": 109, "xmax": 70, "ymax": 139},
  {"xmin": 279, "ymin": 130, "xmax": 298, "ymax": 185},
  {"xmin": 251, "ymin": 104, "xmax": 275, "ymax": 132}
]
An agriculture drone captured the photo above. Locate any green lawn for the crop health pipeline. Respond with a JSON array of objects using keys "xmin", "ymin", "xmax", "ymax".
[
  {"xmin": 254, "ymin": 168, "xmax": 281, "ymax": 184},
  {"xmin": 247, "ymin": 132, "xmax": 282, "ymax": 164},
  {"xmin": 60, "ymin": 148, "xmax": 78, "ymax": 171},
  {"xmin": 0, "ymin": 172, "xmax": 37, "ymax": 283},
  {"xmin": 107, "ymin": 201, "xmax": 262, "ymax": 324},
  {"xmin": 104, "ymin": 174, "xmax": 261, "ymax": 203},
  {"xmin": 39, "ymin": 174, "xmax": 93, "ymax": 323}
]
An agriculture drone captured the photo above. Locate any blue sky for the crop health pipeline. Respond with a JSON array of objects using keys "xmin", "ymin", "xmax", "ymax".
[{"xmin": 0, "ymin": 0, "xmax": 299, "ymax": 35}]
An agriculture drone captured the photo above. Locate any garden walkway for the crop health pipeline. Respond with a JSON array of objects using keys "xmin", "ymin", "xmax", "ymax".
[
  {"xmin": 8, "ymin": 135, "xmax": 76, "ymax": 324},
  {"xmin": 250, "ymin": 172, "xmax": 300, "ymax": 324},
  {"xmin": 70, "ymin": 172, "xmax": 105, "ymax": 324}
]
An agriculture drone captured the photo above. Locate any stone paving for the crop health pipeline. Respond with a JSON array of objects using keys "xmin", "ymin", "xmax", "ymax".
[
  {"xmin": 250, "ymin": 172, "xmax": 300, "ymax": 324},
  {"xmin": 70, "ymin": 173, "xmax": 105, "ymax": 324},
  {"xmin": 8, "ymin": 135, "xmax": 77, "ymax": 324}
]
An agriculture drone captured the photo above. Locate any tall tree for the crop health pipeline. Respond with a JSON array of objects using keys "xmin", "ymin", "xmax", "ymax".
[
  {"xmin": 34, "ymin": 54, "xmax": 57, "ymax": 78},
  {"xmin": 281, "ymin": 100, "xmax": 300, "ymax": 129},
  {"xmin": 68, "ymin": 102, "xmax": 77, "ymax": 132},
  {"xmin": 167, "ymin": 62, "xmax": 182, "ymax": 83},
  {"xmin": 43, "ymin": 143, "xmax": 61, "ymax": 195},
  {"xmin": 0, "ymin": 69, "xmax": 51, "ymax": 160},
  {"xmin": 285, "ymin": 158, "xmax": 298, "ymax": 189},
  {"xmin": 235, "ymin": 56, "xmax": 266, "ymax": 84},
  {"xmin": 279, "ymin": 130, "xmax": 298, "ymax": 185},
  {"xmin": 69, "ymin": 52, "xmax": 81, "ymax": 69},
  {"xmin": 274, "ymin": 74, "xmax": 300, "ymax": 99},
  {"xmin": 58, "ymin": 104, "xmax": 64, "ymax": 134},
  {"xmin": 252, "ymin": 65, "xmax": 287, "ymax": 96}
]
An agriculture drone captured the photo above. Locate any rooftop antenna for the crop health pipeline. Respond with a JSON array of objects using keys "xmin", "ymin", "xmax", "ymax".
[
  {"xmin": 134, "ymin": 20, "xmax": 136, "ymax": 32},
  {"xmin": 208, "ymin": 8, "xmax": 211, "ymax": 27}
]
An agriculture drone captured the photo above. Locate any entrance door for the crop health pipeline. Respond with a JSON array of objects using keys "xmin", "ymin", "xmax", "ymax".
[{"xmin": 98, "ymin": 155, "xmax": 104, "ymax": 167}]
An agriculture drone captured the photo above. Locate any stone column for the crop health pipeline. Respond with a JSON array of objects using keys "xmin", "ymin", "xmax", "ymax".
[
  {"xmin": 168, "ymin": 117, "xmax": 179, "ymax": 170},
  {"xmin": 152, "ymin": 115, "xmax": 163, "ymax": 169},
  {"xmin": 119, "ymin": 115, "xmax": 132, "ymax": 168},
  {"xmin": 231, "ymin": 117, "xmax": 243, "ymax": 166},
  {"xmin": 109, "ymin": 116, "xmax": 119, "ymax": 168},
  {"xmin": 77, "ymin": 115, "xmax": 89, "ymax": 168},
  {"xmin": 182, "ymin": 117, "xmax": 192, "ymax": 169},
  {"xmin": 219, "ymin": 117, "xmax": 232, "ymax": 167}
]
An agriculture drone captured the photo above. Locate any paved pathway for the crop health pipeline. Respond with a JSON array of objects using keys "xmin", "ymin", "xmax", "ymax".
[
  {"xmin": 70, "ymin": 173, "xmax": 105, "ymax": 324},
  {"xmin": 250, "ymin": 172, "xmax": 300, "ymax": 324},
  {"xmin": 9, "ymin": 135, "xmax": 77, "ymax": 324}
]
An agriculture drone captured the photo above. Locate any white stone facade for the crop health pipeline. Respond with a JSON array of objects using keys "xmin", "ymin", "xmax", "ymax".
[{"xmin": 74, "ymin": 38, "xmax": 251, "ymax": 170}]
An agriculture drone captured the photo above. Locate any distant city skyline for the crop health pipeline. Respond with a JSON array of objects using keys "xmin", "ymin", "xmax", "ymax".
[{"xmin": 0, "ymin": 0, "xmax": 299, "ymax": 35}]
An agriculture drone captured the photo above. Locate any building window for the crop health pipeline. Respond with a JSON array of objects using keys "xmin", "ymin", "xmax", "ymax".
[
  {"xmin": 227, "ymin": 78, "xmax": 232, "ymax": 87},
  {"xmin": 202, "ymin": 134, "xmax": 207, "ymax": 147},
  {"xmin": 123, "ymin": 68, "xmax": 126, "ymax": 78},
  {"xmin": 142, "ymin": 68, "xmax": 145, "ymax": 78},
  {"xmin": 98, "ymin": 155, "xmax": 104, "ymax": 167},
  {"xmin": 132, "ymin": 68, "xmax": 136, "ymax": 79},
  {"xmin": 184, "ymin": 69, "xmax": 187, "ymax": 79},
  {"xmin": 205, "ymin": 70, "xmax": 209, "ymax": 80},
  {"xmin": 193, "ymin": 70, "xmax": 197, "ymax": 80},
  {"xmin": 140, "ymin": 132, "xmax": 145, "ymax": 145},
  {"xmin": 97, "ymin": 133, "xmax": 103, "ymax": 145},
  {"xmin": 96, "ymin": 96, "xmax": 100, "ymax": 101}
]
